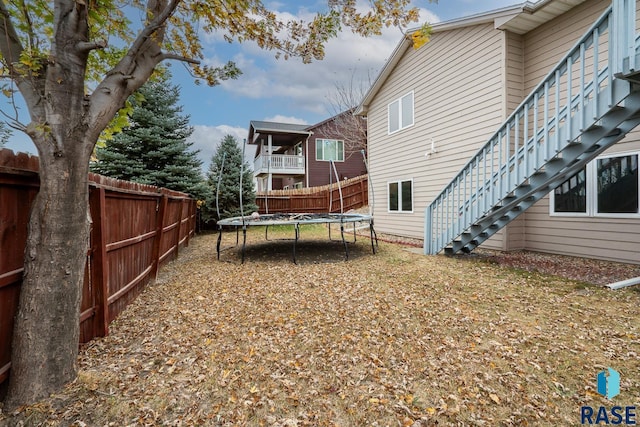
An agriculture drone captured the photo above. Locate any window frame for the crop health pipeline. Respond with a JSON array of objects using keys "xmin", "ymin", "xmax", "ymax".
[
  {"xmin": 387, "ymin": 178, "xmax": 414, "ymax": 213},
  {"xmin": 315, "ymin": 138, "xmax": 345, "ymax": 162},
  {"xmin": 388, "ymin": 91, "xmax": 414, "ymax": 135},
  {"xmin": 550, "ymin": 150, "xmax": 640, "ymax": 219}
]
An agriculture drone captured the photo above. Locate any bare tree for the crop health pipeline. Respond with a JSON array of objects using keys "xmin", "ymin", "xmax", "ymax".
[{"xmin": 323, "ymin": 70, "xmax": 372, "ymax": 157}]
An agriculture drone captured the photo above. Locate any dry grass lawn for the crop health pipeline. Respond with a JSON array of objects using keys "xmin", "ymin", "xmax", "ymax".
[{"xmin": 1, "ymin": 225, "xmax": 639, "ymax": 426}]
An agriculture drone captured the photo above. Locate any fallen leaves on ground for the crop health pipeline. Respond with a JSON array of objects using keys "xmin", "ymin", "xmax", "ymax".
[{"xmin": 2, "ymin": 225, "xmax": 639, "ymax": 426}]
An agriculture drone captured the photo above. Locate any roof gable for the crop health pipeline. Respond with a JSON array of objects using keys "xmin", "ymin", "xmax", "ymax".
[
  {"xmin": 248, "ymin": 120, "xmax": 312, "ymax": 147},
  {"xmin": 355, "ymin": 0, "xmax": 591, "ymax": 116}
]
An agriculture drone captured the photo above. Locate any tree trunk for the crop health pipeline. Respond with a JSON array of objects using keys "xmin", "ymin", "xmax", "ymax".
[{"xmin": 5, "ymin": 150, "xmax": 90, "ymax": 409}]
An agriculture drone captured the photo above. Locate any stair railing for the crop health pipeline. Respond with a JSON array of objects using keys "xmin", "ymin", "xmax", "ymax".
[
  {"xmin": 612, "ymin": 0, "xmax": 637, "ymax": 76},
  {"xmin": 425, "ymin": 4, "xmax": 634, "ymax": 255}
]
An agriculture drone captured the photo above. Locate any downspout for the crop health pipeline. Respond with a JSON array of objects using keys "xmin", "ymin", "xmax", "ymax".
[{"xmin": 607, "ymin": 276, "xmax": 640, "ymax": 290}]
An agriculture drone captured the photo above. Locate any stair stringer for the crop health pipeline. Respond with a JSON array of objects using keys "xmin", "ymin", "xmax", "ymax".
[{"xmin": 447, "ymin": 90, "xmax": 640, "ymax": 254}]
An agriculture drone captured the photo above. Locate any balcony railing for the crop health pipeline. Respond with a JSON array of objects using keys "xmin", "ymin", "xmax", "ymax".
[{"xmin": 254, "ymin": 154, "xmax": 305, "ymax": 175}]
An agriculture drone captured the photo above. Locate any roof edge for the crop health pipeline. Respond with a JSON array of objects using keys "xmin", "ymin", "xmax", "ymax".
[{"xmin": 356, "ymin": 1, "xmax": 571, "ymax": 116}]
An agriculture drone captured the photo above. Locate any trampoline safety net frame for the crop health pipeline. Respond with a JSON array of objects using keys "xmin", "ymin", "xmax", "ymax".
[
  {"xmin": 215, "ymin": 149, "xmax": 378, "ymax": 264},
  {"xmin": 216, "ymin": 213, "xmax": 378, "ymax": 264}
]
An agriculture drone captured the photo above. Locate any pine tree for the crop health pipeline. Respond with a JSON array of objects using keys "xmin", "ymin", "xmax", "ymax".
[
  {"xmin": 91, "ymin": 72, "xmax": 206, "ymax": 200},
  {"xmin": 0, "ymin": 122, "xmax": 11, "ymax": 148},
  {"xmin": 204, "ymin": 134, "xmax": 257, "ymax": 221}
]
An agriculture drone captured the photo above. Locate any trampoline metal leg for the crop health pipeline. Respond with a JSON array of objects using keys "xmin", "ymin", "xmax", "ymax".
[
  {"xmin": 241, "ymin": 226, "xmax": 247, "ymax": 264},
  {"xmin": 216, "ymin": 226, "xmax": 222, "ymax": 260},
  {"xmin": 293, "ymin": 223, "xmax": 300, "ymax": 264},
  {"xmin": 370, "ymin": 222, "xmax": 378, "ymax": 254},
  {"xmin": 236, "ymin": 226, "xmax": 240, "ymax": 246},
  {"xmin": 340, "ymin": 222, "xmax": 349, "ymax": 261}
]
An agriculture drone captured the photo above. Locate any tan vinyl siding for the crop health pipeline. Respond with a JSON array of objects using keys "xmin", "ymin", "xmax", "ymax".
[
  {"xmin": 520, "ymin": 0, "xmax": 640, "ymax": 264},
  {"xmin": 522, "ymin": 0, "xmax": 609, "ymax": 93},
  {"xmin": 503, "ymin": 31, "xmax": 527, "ymax": 250},
  {"xmin": 367, "ymin": 23, "xmax": 504, "ymax": 242}
]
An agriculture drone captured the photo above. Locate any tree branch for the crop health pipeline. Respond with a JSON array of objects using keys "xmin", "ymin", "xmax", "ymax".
[
  {"xmin": 86, "ymin": 0, "xmax": 181, "ymax": 151},
  {"xmin": 0, "ymin": 1, "xmax": 45, "ymax": 123},
  {"xmin": 159, "ymin": 52, "xmax": 199, "ymax": 65},
  {"xmin": 127, "ymin": 0, "xmax": 180, "ymax": 59},
  {"xmin": 76, "ymin": 39, "xmax": 107, "ymax": 53},
  {"xmin": 0, "ymin": 1, "xmax": 26, "ymax": 75}
]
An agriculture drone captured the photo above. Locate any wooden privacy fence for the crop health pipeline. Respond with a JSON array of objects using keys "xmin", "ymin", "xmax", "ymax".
[
  {"xmin": 256, "ymin": 174, "xmax": 368, "ymax": 214},
  {"xmin": 0, "ymin": 149, "xmax": 196, "ymax": 386}
]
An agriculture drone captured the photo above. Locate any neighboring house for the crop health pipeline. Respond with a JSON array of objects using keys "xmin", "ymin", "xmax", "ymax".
[
  {"xmin": 356, "ymin": 0, "xmax": 640, "ymax": 264},
  {"xmin": 248, "ymin": 111, "xmax": 367, "ymax": 191}
]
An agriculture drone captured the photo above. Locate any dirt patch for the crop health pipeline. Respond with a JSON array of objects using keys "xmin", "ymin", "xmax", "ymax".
[{"xmin": 373, "ymin": 231, "xmax": 640, "ymax": 286}]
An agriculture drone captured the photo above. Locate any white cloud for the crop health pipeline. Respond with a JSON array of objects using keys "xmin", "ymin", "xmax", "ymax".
[
  {"xmin": 262, "ymin": 115, "xmax": 308, "ymax": 124},
  {"xmin": 208, "ymin": 4, "xmax": 439, "ymax": 118},
  {"xmin": 188, "ymin": 124, "xmax": 250, "ymax": 173}
]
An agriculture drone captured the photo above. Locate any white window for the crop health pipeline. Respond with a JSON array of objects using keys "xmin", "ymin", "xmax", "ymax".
[
  {"xmin": 316, "ymin": 138, "xmax": 344, "ymax": 162},
  {"xmin": 388, "ymin": 179, "xmax": 413, "ymax": 213},
  {"xmin": 551, "ymin": 151, "xmax": 639, "ymax": 217},
  {"xmin": 388, "ymin": 91, "xmax": 414, "ymax": 134}
]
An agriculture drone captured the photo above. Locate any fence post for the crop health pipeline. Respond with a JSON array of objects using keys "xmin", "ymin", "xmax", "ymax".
[
  {"xmin": 151, "ymin": 194, "xmax": 168, "ymax": 280},
  {"xmin": 89, "ymin": 186, "xmax": 110, "ymax": 338},
  {"xmin": 173, "ymin": 198, "xmax": 181, "ymax": 258},
  {"xmin": 185, "ymin": 200, "xmax": 193, "ymax": 247},
  {"xmin": 326, "ymin": 188, "xmax": 331, "ymax": 212}
]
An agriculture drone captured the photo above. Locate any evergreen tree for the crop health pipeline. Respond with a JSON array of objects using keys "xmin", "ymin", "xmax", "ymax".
[
  {"xmin": 0, "ymin": 122, "xmax": 11, "ymax": 148},
  {"xmin": 204, "ymin": 134, "xmax": 257, "ymax": 221},
  {"xmin": 91, "ymin": 72, "xmax": 206, "ymax": 199}
]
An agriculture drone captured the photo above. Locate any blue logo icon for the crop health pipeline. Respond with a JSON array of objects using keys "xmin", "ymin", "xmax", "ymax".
[{"xmin": 597, "ymin": 368, "xmax": 620, "ymax": 400}]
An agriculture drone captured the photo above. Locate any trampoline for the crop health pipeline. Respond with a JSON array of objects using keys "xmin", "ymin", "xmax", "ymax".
[
  {"xmin": 216, "ymin": 212, "xmax": 377, "ymax": 264},
  {"xmin": 215, "ymin": 147, "xmax": 378, "ymax": 263}
]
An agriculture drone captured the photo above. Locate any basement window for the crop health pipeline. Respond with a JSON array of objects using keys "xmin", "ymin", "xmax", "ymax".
[{"xmin": 551, "ymin": 152, "xmax": 639, "ymax": 217}]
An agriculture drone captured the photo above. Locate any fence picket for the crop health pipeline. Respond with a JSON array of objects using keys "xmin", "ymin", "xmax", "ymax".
[
  {"xmin": 256, "ymin": 174, "xmax": 368, "ymax": 214},
  {"xmin": 0, "ymin": 148, "xmax": 196, "ymax": 386}
]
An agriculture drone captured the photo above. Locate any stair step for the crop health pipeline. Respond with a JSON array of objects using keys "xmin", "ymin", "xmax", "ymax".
[{"xmin": 428, "ymin": 66, "xmax": 640, "ymax": 256}]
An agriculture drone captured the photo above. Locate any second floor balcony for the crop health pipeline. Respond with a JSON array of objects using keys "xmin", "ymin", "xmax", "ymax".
[{"xmin": 254, "ymin": 154, "xmax": 305, "ymax": 176}]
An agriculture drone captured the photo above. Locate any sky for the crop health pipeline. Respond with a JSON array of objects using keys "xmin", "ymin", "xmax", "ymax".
[{"xmin": 3, "ymin": 0, "xmax": 523, "ymax": 173}]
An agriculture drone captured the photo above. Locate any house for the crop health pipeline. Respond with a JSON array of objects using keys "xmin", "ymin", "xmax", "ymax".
[
  {"xmin": 356, "ymin": 0, "xmax": 640, "ymax": 264},
  {"xmin": 248, "ymin": 111, "xmax": 368, "ymax": 191}
]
